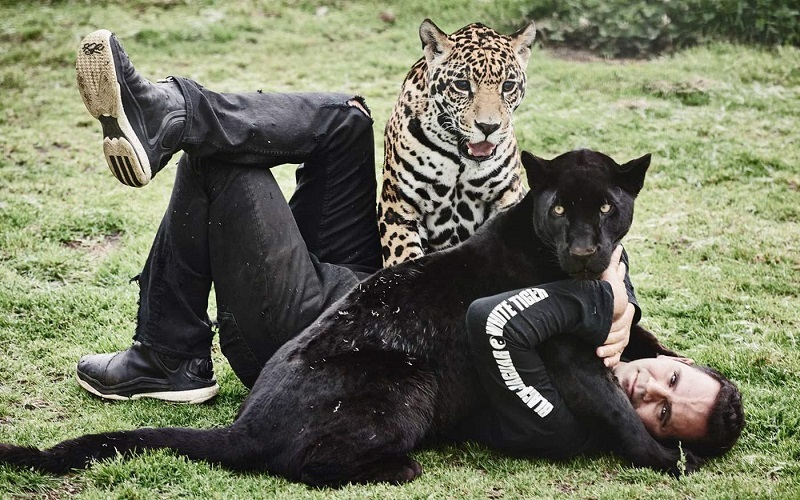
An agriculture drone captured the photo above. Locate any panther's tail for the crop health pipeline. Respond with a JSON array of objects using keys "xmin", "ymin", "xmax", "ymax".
[{"xmin": 0, "ymin": 426, "xmax": 258, "ymax": 473}]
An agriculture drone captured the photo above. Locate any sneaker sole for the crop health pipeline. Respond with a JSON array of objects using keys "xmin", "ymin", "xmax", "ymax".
[
  {"xmin": 76, "ymin": 373, "xmax": 219, "ymax": 404},
  {"xmin": 76, "ymin": 29, "xmax": 151, "ymax": 187}
]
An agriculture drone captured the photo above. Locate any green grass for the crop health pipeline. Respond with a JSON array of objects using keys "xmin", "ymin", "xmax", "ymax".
[{"xmin": 1, "ymin": 0, "xmax": 799, "ymax": 498}]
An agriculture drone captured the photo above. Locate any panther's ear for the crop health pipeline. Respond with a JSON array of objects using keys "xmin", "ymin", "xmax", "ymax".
[
  {"xmin": 420, "ymin": 19, "xmax": 453, "ymax": 64},
  {"xmin": 618, "ymin": 153, "xmax": 651, "ymax": 196},
  {"xmin": 509, "ymin": 21, "xmax": 537, "ymax": 67},
  {"xmin": 521, "ymin": 150, "xmax": 552, "ymax": 190}
]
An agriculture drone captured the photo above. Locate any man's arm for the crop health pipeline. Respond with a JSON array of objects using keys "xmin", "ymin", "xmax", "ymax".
[
  {"xmin": 458, "ymin": 279, "xmax": 617, "ymax": 458},
  {"xmin": 622, "ymin": 247, "xmax": 643, "ymax": 325},
  {"xmin": 466, "ymin": 281, "xmax": 615, "ymax": 351},
  {"xmin": 596, "ymin": 246, "xmax": 641, "ymax": 366}
]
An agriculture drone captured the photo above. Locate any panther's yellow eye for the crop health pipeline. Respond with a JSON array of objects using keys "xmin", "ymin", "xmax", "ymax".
[
  {"xmin": 552, "ymin": 205, "xmax": 565, "ymax": 216},
  {"xmin": 600, "ymin": 203, "xmax": 612, "ymax": 214}
]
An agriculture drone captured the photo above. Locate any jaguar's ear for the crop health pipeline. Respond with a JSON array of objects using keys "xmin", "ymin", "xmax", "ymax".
[
  {"xmin": 618, "ymin": 153, "xmax": 651, "ymax": 196},
  {"xmin": 510, "ymin": 21, "xmax": 537, "ymax": 67},
  {"xmin": 420, "ymin": 19, "xmax": 453, "ymax": 64},
  {"xmin": 521, "ymin": 150, "xmax": 551, "ymax": 190}
]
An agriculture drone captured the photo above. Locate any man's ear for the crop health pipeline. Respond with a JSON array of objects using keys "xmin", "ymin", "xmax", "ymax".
[
  {"xmin": 657, "ymin": 354, "xmax": 696, "ymax": 365},
  {"xmin": 419, "ymin": 19, "xmax": 453, "ymax": 65},
  {"xmin": 521, "ymin": 150, "xmax": 551, "ymax": 190}
]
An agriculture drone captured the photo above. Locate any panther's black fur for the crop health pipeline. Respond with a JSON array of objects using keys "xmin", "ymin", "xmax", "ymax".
[{"xmin": 0, "ymin": 149, "xmax": 698, "ymax": 485}]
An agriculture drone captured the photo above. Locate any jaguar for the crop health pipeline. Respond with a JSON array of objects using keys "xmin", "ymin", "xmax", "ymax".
[{"xmin": 379, "ymin": 19, "xmax": 537, "ymax": 266}]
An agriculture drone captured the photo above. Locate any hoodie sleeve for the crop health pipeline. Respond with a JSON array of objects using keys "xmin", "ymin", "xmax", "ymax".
[
  {"xmin": 466, "ymin": 279, "xmax": 615, "ymax": 351},
  {"xmin": 454, "ymin": 279, "xmax": 615, "ymax": 457}
]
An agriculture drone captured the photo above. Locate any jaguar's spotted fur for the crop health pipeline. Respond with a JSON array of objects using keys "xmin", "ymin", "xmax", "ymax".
[{"xmin": 378, "ymin": 19, "xmax": 537, "ymax": 266}]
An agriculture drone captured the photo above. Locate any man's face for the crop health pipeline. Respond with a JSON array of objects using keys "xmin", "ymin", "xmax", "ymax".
[{"xmin": 612, "ymin": 356, "xmax": 721, "ymax": 441}]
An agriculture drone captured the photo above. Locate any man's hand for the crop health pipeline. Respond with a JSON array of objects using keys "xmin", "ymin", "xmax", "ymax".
[{"xmin": 596, "ymin": 245, "xmax": 633, "ymax": 367}]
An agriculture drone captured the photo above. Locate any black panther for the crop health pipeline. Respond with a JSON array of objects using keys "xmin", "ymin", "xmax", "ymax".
[{"xmin": 0, "ymin": 149, "xmax": 697, "ymax": 485}]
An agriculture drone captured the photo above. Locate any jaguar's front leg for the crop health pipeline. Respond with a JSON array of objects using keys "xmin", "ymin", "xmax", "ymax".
[{"xmin": 378, "ymin": 200, "xmax": 424, "ymax": 267}]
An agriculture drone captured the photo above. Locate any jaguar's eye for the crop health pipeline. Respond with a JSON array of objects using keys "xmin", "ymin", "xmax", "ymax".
[
  {"xmin": 600, "ymin": 203, "xmax": 612, "ymax": 214},
  {"xmin": 502, "ymin": 80, "xmax": 516, "ymax": 92},
  {"xmin": 552, "ymin": 205, "xmax": 565, "ymax": 216},
  {"xmin": 453, "ymin": 80, "xmax": 470, "ymax": 92}
]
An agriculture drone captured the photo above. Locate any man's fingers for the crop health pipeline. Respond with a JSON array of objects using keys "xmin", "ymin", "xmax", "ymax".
[
  {"xmin": 611, "ymin": 245, "xmax": 624, "ymax": 265},
  {"xmin": 599, "ymin": 245, "xmax": 631, "ymax": 369},
  {"xmin": 596, "ymin": 340, "xmax": 625, "ymax": 358},
  {"xmin": 604, "ymin": 353, "xmax": 622, "ymax": 368},
  {"xmin": 603, "ymin": 329, "xmax": 625, "ymax": 347},
  {"xmin": 597, "ymin": 341, "xmax": 624, "ymax": 364},
  {"xmin": 613, "ymin": 246, "xmax": 626, "ymax": 277}
]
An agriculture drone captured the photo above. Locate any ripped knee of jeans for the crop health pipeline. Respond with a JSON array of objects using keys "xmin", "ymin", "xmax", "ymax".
[{"xmin": 347, "ymin": 96, "xmax": 371, "ymax": 117}]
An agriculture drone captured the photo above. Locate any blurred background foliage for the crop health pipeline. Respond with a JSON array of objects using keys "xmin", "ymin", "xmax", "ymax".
[
  {"xmin": 2, "ymin": 0, "xmax": 797, "ymax": 58},
  {"xmin": 529, "ymin": 0, "xmax": 799, "ymax": 58}
]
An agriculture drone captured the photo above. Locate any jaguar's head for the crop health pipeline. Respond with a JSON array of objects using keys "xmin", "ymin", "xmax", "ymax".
[
  {"xmin": 523, "ymin": 149, "xmax": 651, "ymax": 278},
  {"xmin": 419, "ymin": 19, "xmax": 537, "ymax": 162}
]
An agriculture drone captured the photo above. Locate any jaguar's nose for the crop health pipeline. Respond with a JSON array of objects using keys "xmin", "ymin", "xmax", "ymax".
[{"xmin": 475, "ymin": 121, "xmax": 500, "ymax": 137}]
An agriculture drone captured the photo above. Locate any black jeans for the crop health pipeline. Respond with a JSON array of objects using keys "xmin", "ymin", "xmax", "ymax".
[{"xmin": 134, "ymin": 82, "xmax": 381, "ymax": 387}]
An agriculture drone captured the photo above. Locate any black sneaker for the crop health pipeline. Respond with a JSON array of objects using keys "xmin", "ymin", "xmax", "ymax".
[
  {"xmin": 76, "ymin": 342, "xmax": 219, "ymax": 404},
  {"xmin": 75, "ymin": 29, "xmax": 187, "ymax": 187}
]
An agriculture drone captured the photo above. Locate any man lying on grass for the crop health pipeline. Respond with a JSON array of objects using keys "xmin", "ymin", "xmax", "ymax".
[
  {"xmin": 0, "ymin": 29, "xmax": 744, "ymax": 480},
  {"xmin": 455, "ymin": 248, "xmax": 743, "ymax": 460},
  {"xmin": 69, "ymin": 27, "xmax": 742, "ymax": 466}
]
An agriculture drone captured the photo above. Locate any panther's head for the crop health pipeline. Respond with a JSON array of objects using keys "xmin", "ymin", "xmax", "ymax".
[
  {"xmin": 419, "ymin": 19, "xmax": 537, "ymax": 162},
  {"xmin": 523, "ymin": 149, "xmax": 651, "ymax": 278}
]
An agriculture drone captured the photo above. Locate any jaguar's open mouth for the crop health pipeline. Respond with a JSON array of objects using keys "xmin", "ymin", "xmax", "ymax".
[{"xmin": 459, "ymin": 141, "xmax": 497, "ymax": 162}]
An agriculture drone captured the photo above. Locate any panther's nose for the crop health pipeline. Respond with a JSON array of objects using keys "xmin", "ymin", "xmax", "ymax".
[
  {"xmin": 475, "ymin": 121, "xmax": 500, "ymax": 137},
  {"xmin": 569, "ymin": 245, "xmax": 598, "ymax": 258}
]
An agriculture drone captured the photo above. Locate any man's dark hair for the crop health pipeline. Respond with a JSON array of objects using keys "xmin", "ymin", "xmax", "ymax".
[{"xmin": 684, "ymin": 364, "xmax": 744, "ymax": 457}]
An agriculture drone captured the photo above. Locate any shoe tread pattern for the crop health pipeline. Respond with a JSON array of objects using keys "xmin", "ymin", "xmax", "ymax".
[{"xmin": 76, "ymin": 29, "xmax": 150, "ymax": 187}]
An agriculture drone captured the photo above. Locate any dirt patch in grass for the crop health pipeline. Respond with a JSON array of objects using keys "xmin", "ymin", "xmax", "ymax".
[{"xmin": 62, "ymin": 233, "xmax": 122, "ymax": 258}]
